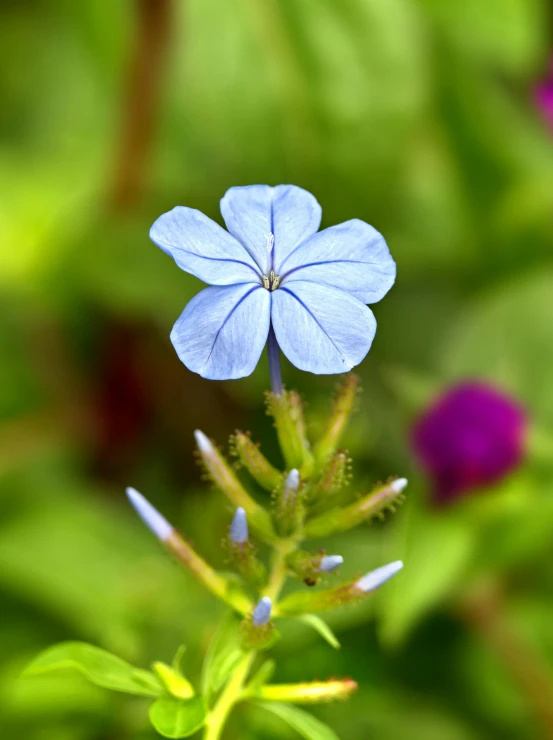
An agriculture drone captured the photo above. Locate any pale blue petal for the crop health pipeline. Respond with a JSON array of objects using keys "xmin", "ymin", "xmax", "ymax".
[
  {"xmin": 220, "ymin": 185, "xmax": 322, "ymax": 273},
  {"xmin": 279, "ymin": 219, "xmax": 395, "ymax": 304},
  {"xmin": 171, "ymin": 284, "xmax": 270, "ymax": 380},
  {"xmin": 271, "ymin": 282, "xmax": 376, "ymax": 374},
  {"xmin": 150, "ymin": 207, "xmax": 261, "ymax": 285}
]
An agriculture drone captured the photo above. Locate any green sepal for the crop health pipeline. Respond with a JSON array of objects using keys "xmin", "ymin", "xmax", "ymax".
[
  {"xmin": 299, "ymin": 614, "xmax": 341, "ymax": 649},
  {"xmin": 230, "ymin": 430, "xmax": 283, "ymax": 491},
  {"xmin": 241, "ymin": 620, "xmax": 281, "ymax": 651},
  {"xmin": 307, "ymin": 452, "xmax": 351, "ymax": 515},
  {"xmin": 22, "ymin": 642, "xmax": 163, "ymax": 697},
  {"xmin": 149, "ymin": 696, "xmax": 208, "ymax": 738},
  {"xmin": 229, "ymin": 541, "xmax": 268, "ymax": 589},
  {"xmin": 255, "ymin": 702, "xmax": 339, "ymax": 740},
  {"xmin": 314, "ymin": 374, "xmax": 359, "ymax": 466},
  {"xmin": 304, "ymin": 479, "xmax": 406, "ymax": 539},
  {"xmin": 244, "ymin": 659, "xmax": 276, "ymax": 694},
  {"xmin": 266, "ymin": 390, "xmax": 314, "ymax": 476}
]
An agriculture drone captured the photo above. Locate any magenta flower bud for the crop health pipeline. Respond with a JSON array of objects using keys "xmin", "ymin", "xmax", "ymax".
[
  {"xmin": 535, "ymin": 59, "xmax": 553, "ymax": 130},
  {"xmin": 411, "ymin": 382, "xmax": 527, "ymax": 503},
  {"xmin": 230, "ymin": 507, "xmax": 248, "ymax": 544},
  {"xmin": 319, "ymin": 555, "xmax": 344, "ymax": 573},
  {"xmin": 253, "ymin": 596, "xmax": 272, "ymax": 626}
]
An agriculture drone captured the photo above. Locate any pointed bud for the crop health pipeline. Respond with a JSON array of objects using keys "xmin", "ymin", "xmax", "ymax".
[
  {"xmin": 252, "ymin": 596, "xmax": 272, "ymax": 627},
  {"xmin": 304, "ymin": 478, "xmax": 408, "ymax": 539},
  {"xmin": 194, "ymin": 429, "xmax": 275, "ymax": 542},
  {"xmin": 126, "ymin": 487, "xmax": 173, "ymax": 541},
  {"xmin": 314, "ymin": 375, "xmax": 360, "ymax": 465},
  {"xmin": 230, "ymin": 507, "xmax": 248, "ymax": 544},
  {"xmin": 125, "ymin": 488, "xmax": 252, "ymax": 615},
  {"xmin": 276, "ymin": 560, "xmax": 403, "ymax": 616},
  {"xmin": 287, "ymin": 550, "xmax": 343, "ymax": 584},
  {"xmin": 275, "ymin": 469, "xmax": 304, "ymax": 537},
  {"xmin": 256, "ymin": 678, "xmax": 358, "ymax": 704},
  {"xmin": 319, "ymin": 555, "xmax": 344, "ymax": 573},
  {"xmin": 308, "ymin": 452, "xmax": 350, "ymax": 515},
  {"xmin": 355, "ymin": 561, "xmax": 404, "ymax": 592},
  {"xmin": 266, "ymin": 390, "xmax": 314, "ymax": 476},
  {"xmin": 231, "ymin": 431, "xmax": 282, "ymax": 491}
]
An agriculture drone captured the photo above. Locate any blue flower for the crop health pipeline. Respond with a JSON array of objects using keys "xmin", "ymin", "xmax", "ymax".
[{"xmin": 150, "ymin": 185, "xmax": 395, "ymax": 380}]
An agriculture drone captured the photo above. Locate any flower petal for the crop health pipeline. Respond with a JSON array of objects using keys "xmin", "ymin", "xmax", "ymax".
[
  {"xmin": 150, "ymin": 207, "xmax": 261, "ymax": 285},
  {"xmin": 271, "ymin": 282, "xmax": 376, "ymax": 374},
  {"xmin": 279, "ymin": 219, "xmax": 395, "ymax": 304},
  {"xmin": 171, "ymin": 284, "xmax": 270, "ymax": 380},
  {"xmin": 220, "ymin": 185, "xmax": 322, "ymax": 273}
]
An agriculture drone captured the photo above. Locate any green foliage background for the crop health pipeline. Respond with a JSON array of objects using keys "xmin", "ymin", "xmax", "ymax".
[{"xmin": 1, "ymin": 1, "xmax": 553, "ymax": 738}]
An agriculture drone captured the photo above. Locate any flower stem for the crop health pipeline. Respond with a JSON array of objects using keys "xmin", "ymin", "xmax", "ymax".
[
  {"xmin": 204, "ymin": 651, "xmax": 256, "ymax": 740},
  {"xmin": 267, "ymin": 325, "xmax": 283, "ymax": 397}
]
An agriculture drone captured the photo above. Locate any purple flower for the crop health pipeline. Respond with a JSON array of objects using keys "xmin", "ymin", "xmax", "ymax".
[
  {"xmin": 535, "ymin": 59, "xmax": 553, "ymax": 130},
  {"xmin": 411, "ymin": 382, "xmax": 527, "ymax": 503}
]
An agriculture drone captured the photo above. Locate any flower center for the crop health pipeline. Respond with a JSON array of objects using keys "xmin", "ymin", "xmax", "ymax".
[
  {"xmin": 262, "ymin": 270, "xmax": 280, "ymax": 291},
  {"xmin": 262, "ymin": 232, "xmax": 280, "ymax": 290}
]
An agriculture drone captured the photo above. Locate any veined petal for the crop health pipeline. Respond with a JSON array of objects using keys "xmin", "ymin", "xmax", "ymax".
[
  {"xmin": 271, "ymin": 282, "xmax": 376, "ymax": 374},
  {"xmin": 279, "ymin": 219, "xmax": 395, "ymax": 304},
  {"xmin": 220, "ymin": 185, "xmax": 322, "ymax": 273},
  {"xmin": 171, "ymin": 284, "xmax": 270, "ymax": 380},
  {"xmin": 150, "ymin": 207, "xmax": 261, "ymax": 285}
]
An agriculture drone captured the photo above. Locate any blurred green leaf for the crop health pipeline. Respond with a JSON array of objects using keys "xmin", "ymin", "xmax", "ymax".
[
  {"xmin": 23, "ymin": 642, "xmax": 162, "ymax": 697},
  {"xmin": 201, "ymin": 613, "xmax": 244, "ymax": 699},
  {"xmin": 149, "ymin": 696, "xmax": 207, "ymax": 738},
  {"xmin": 256, "ymin": 702, "xmax": 339, "ymax": 740},
  {"xmin": 298, "ymin": 615, "xmax": 341, "ymax": 650}
]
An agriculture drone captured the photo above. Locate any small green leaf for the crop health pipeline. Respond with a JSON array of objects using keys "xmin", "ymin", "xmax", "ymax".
[
  {"xmin": 201, "ymin": 613, "xmax": 244, "ymax": 698},
  {"xmin": 257, "ymin": 702, "xmax": 340, "ymax": 740},
  {"xmin": 245, "ymin": 659, "xmax": 276, "ymax": 694},
  {"xmin": 23, "ymin": 642, "xmax": 162, "ymax": 697},
  {"xmin": 299, "ymin": 615, "xmax": 341, "ymax": 649},
  {"xmin": 149, "ymin": 696, "xmax": 207, "ymax": 738}
]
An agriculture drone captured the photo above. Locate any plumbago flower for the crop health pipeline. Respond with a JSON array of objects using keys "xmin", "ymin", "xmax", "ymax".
[
  {"xmin": 150, "ymin": 184, "xmax": 395, "ymax": 391},
  {"xmin": 24, "ymin": 186, "xmax": 405, "ymax": 740}
]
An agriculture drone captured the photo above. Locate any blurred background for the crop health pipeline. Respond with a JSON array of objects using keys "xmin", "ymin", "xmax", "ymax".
[{"xmin": 1, "ymin": 0, "xmax": 553, "ymax": 738}]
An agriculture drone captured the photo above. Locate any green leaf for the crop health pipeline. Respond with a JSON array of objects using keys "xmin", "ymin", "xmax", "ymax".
[
  {"xmin": 256, "ymin": 702, "xmax": 340, "ymax": 740},
  {"xmin": 245, "ymin": 659, "xmax": 276, "ymax": 694},
  {"xmin": 299, "ymin": 615, "xmax": 341, "ymax": 649},
  {"xmin": 149, "ymin": 696, "xmax": 208, "ymax": 738},
  {"xmin": 23, "ymin": 642, "xmax": 162, "ymax": 697},
  {"xmin": 201, "ymin": 613, "xmax": 244, "ymax": 698}
]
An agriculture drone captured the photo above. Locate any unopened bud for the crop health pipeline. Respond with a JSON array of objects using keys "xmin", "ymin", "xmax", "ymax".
[
  {"xmin": 314, "ymin": 374, "xmax": 359, "ymax": 465},
  {"xmin": 195, "ymin": 429, "xmax": 275, "ymax": 542},
  {"xmin": 319, "ymin": 555, "xmax": 344, "ymax": 573},
  {"xmin": 266, "ymin": 390, "xmax": 314, "ymax": 475},
  {"xmin": 275, "ymin": 469, "xmax": 304, "ymax": 537},
  {"xmin": 253, "ymin": 596, "xmax": 272, "ymax": 627},
  {"xmin": 256, "ymin": 677, "xmax": 357, "ymax": 704},
  {"xmin": 276, "ymin": 560, "xmax": 403, "ymax": 616},
  {"xmin": 231, "ymin": 431, "xmax": 282, "ymax": 491},
  {"xmin": 304, "ymin": 478, "xmax": 408, "ymax": 539},
  {"xmin": 230, "ymin": 507, "xmax": 248, "ymax": 544},
  {"xmin": 354, "ymin": 561, "xmax": 403, "ymax": 592},
  {"xmin": 126, "ymin": 487, "xmax": 173, "ymax": 541}
]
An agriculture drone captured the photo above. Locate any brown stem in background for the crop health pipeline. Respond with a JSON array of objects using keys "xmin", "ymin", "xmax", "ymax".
[
  {"xmin": 109, "ymin": 0, "xmax": 173, "ymax": 210},
  {"xmin": 458, "ymin": 582, "xmax": 553, "ymax": 739}
]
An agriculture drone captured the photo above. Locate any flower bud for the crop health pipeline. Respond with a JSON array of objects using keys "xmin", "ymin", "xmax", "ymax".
[
  {"xmin": 230, "ymin": 507, "xmax": 248, "ymax": 544},
  {"xmin": 266, "ymin": 390, "xmax": 314, "ymax": 476},
  {"xmin": 314, "ymin": 374, "xmax": 359, "ymax": 465},
  {"xmin": 253, "ymin": 596, "xmax": 272, "ymax": 627},
  {"xmin": 303, "ymin": 478, "xmax": 407, "ymax": 539},
  {"xmin": 194, "ymin": 429, "xmax": 276, "ymax": 541},
  {"xmin": 256, "ymin": 678, "xmax": 357, "ymax": 704},
  {"xmin": 126, "ymin": 487, "xmax": 252, "ymax": 614},
  {"xmin": 274, "ymin": 469, "xmax": 305, "ymax": 537},
  {"xmin": 287, "ymin": 550, "xmax": 344, "ymax": 585},
  {"xmin": 229, "ymin": 508, "xmax": 267, "ymax": 588},
  {"xmin": 308, "ymin": 451, "xmax": 351, "ymax": 515},
  {"xmin": 411, "ymin": 382, "xmax": 527, "ymax": 504},
  {"xmin": 231, "ymin": 431, "xmax": 282, "ymax": 492},
  {"xmin": 276, "ymin": 560, "xmax": 403, "ymax": 616}
]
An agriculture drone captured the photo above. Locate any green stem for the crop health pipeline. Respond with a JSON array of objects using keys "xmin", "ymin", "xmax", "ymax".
[
  {"xmin": 204, "ymin": 652, "xmax": 255, "ymax": 740},
  {"xmin": 265, "ymin": 540, "xmax": 295, "ymax": 602}
]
